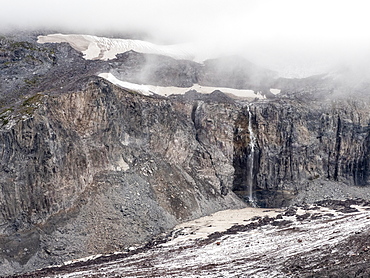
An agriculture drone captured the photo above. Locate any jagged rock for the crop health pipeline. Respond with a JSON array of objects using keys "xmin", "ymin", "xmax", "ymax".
[
  {"xmin": 1, "ymin": 32, "xmax": 370, "ymax": 276},
  {"xmin": 231, "ymin": 94, "xmax": 370, "ymax": 207},
  {"xmin": 0, "ymin": 77, "xmax": 245, "ymax": 275}
]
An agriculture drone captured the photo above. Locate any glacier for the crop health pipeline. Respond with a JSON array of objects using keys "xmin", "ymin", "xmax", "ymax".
[{"xmin": 37, "ymin": 33, "xmax": 196, "ymax": 61}]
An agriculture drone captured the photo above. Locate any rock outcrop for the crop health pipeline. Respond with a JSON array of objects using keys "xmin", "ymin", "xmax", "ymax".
[
  {"xmin": 233, "ymin": 94, "xmax": 370, "ymax": 207},
  {"xmin": 1, "ymin": 32, "xmax": 370, "ymax": 275},
  {"xmin": 0, "ymin": 77, "xmax": 245, "ymax": 275}
]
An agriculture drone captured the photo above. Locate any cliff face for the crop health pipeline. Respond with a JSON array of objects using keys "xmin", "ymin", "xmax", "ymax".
[
  {"xmin": 1, "ymin": 33, "xmax": 370, "ymax": 275},
  {"xmin": 232, "ymin": 93, "xmax": 370, "ymax": 207},
  {"xmin": 0, "ymin": 77, "xmax": 245, "ymax": 275},
  {"xmin": 1, "ymin": 77, "xmax": 369, "ymax": 275}
]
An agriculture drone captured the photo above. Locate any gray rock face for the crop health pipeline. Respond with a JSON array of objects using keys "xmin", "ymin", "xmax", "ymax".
[
  {"xmin": 232, "ymin": 91, "xmax": 370, "ymax": 207},
  {"xmin": 0, "ymin": 77, "xmax": 245, "ymax": 275},
  {"xmin": 111, "ymin": 51, "xmax": 202, "ymax": 87},
  {"xmin": 1, "ymin": 32, "xmax": 370, "ymax": 275},
  {"xmin": 199, "ymin": 55, "xmax": 277, "ymax": 91}
]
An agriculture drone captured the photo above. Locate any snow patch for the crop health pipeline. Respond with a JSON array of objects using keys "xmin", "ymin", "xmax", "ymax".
[
  {"xmin": 164, "ymin": 207, "xmax": 282, "ymax": 245},
  {"xmin": 37, "ymin": 34, "xmax": 195, "ymax": 61},
  {"xmin": 98, "ymin": 73, "xmax": 153, "ymax": 96},
  {"xmin": 116, "ymin": 157, "xmax": 130, "ymax": 172},
  {"xmin": 46, "ymin": 204, "xmax": 370, "ymax": 277},
  {"xmin": 98, "ymin": 72, "xmax": 266, "ymax": 100},
  {"xmin": 270, "ymin": 88, "xmax": 281, "ymax": 95},
  {"xmin": 63, "ymin": 254, "xmax": 103, "ymax": 266}
]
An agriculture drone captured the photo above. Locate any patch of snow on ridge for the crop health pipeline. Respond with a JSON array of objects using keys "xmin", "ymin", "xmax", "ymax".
[
  {"xmin": 270, "ymin": 88, "xmax": 281, "ymax": 95},
  {"xmin": 37, "ymin": 34, "xmax": 195, "ymax": 61},
  {"xmin": 98, "ymin": 73, "xmax": 153, "ymax": 96},
  {"xmin": 98, "ymin": 72, "xmax": 266, "ymax": 99}
]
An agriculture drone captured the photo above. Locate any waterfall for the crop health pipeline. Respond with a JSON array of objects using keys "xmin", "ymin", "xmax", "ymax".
[{"xmin": 247, "ymin": 104, "xmax": 257, "ymax": 206}]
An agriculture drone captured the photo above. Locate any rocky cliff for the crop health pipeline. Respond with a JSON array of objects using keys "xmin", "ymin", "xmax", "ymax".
[
  {"xmin": 234, "ymin": 92, "xmax": 370, "ymax": 207},
  {"xmin": 0, "ymin": 76, "xmax": 247, "ymax": 275},
  {"xmin": 0, "ymin": 32, "xmax": 370, "ymax": 275}
]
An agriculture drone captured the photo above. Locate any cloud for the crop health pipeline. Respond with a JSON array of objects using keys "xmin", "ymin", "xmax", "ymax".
[{"xmin": 1, "ymin": 0, "xmax": 369, "ymax": 78}]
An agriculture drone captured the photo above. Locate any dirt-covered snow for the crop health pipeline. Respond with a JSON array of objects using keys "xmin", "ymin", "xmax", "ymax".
[{"xmin": 13, "ymin": 199, "xmax": 370, "ymax": 278}]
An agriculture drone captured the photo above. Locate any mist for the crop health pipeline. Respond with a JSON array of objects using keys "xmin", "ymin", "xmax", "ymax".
[{"xmin": 1, "ymin": 0, "xmax": 369, "ymax": 78}]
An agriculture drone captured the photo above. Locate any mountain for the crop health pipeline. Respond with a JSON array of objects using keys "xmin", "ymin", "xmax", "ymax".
[{"xmin": 0, "ymin": 32, "xmax": 370, "ymax": 276}]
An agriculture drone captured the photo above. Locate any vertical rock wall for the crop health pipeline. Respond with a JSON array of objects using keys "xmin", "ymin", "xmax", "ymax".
[{"xmin": 231, "ymin": 98, "xmax": 370, "ymax": 207}]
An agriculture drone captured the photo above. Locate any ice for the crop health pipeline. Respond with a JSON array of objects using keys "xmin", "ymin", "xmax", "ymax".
[
  {"xmin": 269, "ymin": 88, "xmax": 281, "ymax": 95},
  {"xmin": 98, "ymin": 72, "xmax": 266, "ymax": 100},
  {"xmin": 37, "ymin": 34, "xmax": 195, "ymax": 61},
  {"xmin": 98, "ymin": 73, "xmax": 153, "ymax": 96}
]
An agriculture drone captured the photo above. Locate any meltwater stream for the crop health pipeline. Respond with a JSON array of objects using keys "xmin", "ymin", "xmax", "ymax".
[{"xmin": 247, "ymin": 104, "xmax": 257, "ymax": 206}]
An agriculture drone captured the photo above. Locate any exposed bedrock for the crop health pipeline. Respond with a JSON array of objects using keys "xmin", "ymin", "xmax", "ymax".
[
  {"xmin": 232, "ymin": 97, "xmax": 370, "ymax": 207},
  {"xmin": 0, "ymin": 77, "xmax": 245, "ymax": 275},
  {"xmin": 1, "ymin": 34, "xmax": 370, "ymax": 275},
  {"xmin": 1, "ymin": 76, "xmax": 370, "ymax": 275}
]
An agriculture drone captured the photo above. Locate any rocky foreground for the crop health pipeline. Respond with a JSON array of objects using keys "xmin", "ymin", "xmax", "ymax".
[{"xmin": 7, "ymin": 199, "xmax": 370, "ymax": 278}]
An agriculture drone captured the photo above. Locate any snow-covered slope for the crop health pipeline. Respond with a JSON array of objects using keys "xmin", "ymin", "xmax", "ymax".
[
  {"xmin": 37, "ymin": 34, "xmax": 195, "ymax": 61},
  {"xmin": 37, "ymin": 34, "xmax": 281, "ymax": 100},
  {"xmin": 19, "ymin": 201, "xmax": 370, "ymax": 277},
  {"xmin": 98, "ymin": 72, "xmax": 266, "ymax": 100}
]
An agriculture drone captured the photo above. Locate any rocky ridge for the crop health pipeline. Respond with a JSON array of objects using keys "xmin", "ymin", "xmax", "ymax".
[{"xmin": 0, "ymin": 32, "xmax": 370, "ymax": 275}]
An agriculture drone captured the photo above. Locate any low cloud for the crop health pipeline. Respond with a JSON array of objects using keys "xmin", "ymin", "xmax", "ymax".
[{"xmin": 1, "ymin": 0, "xmax": 369, "ymax": 78}]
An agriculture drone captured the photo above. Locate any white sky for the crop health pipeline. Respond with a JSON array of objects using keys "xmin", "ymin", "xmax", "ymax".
[{"xmin": 1, "ymin": 0, "xmax": 369, "ymax": 77}]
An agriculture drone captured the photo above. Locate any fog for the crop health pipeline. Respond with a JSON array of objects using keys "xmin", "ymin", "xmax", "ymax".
[{"xmin": 1, "ymin": 0, "xmax": 369, "ymax": 78}]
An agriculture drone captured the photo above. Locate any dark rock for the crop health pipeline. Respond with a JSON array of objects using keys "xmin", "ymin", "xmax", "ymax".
[
  {"xmin": 296, "ymin": 213, "xmax": 311, "ymax": 221},
  {"xmin": 310, "ymin": 213, "xmax": 323, "ymax": 220},
  {"xmin": 284, "ymin": 207, "xmax": 298, "ymax": 216},
  {"xmin": 250, "ymin": 216, "xmax": 262, "ymax": 221},
  {"xmin": 270, "ymin": 220, "xmax": 293, "ymax": 227},
  {"xmin": 339, "ymin": 207, "xmax": 359, "ymax": 213},
  {"xmin": 198, "ymin": 55, "xmax": 277, "ymax": 92},
  {"xmin": 1, "ymin": 32, "xmax": 370, "ymax": 276},
  {"xmin": 0, "ymin": 77, "xmax": 245, "ymax": 275}
]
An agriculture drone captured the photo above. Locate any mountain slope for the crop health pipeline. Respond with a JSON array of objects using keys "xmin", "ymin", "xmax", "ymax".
[
  {"xmin": 0, "ymin": 76, "xmax": 246, "ymax": 275},
  {"xmin": 0, "ymin": 32, "xmax": 370, "ymax": 276}
]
